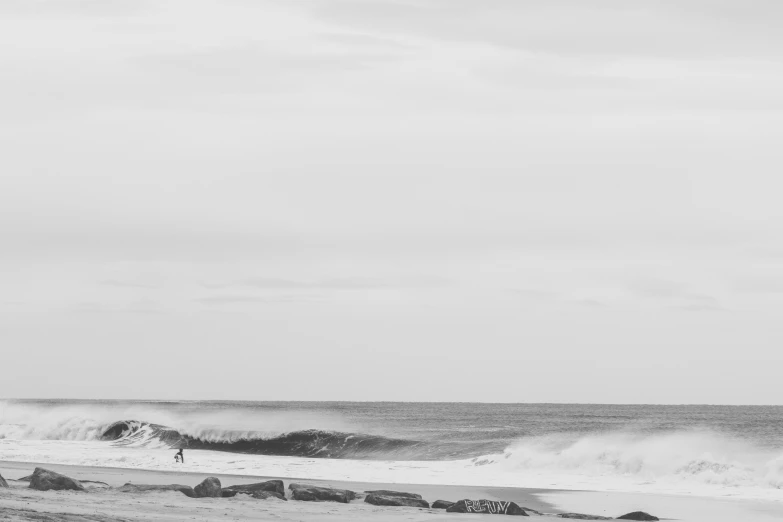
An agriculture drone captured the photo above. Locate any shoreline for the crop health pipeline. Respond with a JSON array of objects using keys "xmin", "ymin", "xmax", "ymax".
[
  {"xmin": 4, "ymin": 460, "xmax": 783, "ymax": 522},
  {"xmin": 0, "ymin": 459, "xmax": 560, "ymax": 511},
  {"xmin": 0, "ymin": 461, "xmax": 557, "ymax": 522}
]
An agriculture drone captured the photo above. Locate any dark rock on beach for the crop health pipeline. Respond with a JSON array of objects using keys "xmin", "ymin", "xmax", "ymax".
[
  {"xmin": 446, "ymin": 499, "xmax": 528, "ymax": 516},
  {"xmin": 432, "ymin": 500, "xmax": 455, "ymax": 509},
  {"xmin": 365, "ymin": 494, "xmax": 430, "ymax": 508},
  {"xmin": 291, "ymin": 486, "xmax": 354, "ymax": 503},
  {"xmin": 0, "ymin": 473, "xmax": 8, "ymax": 488},
  {"xmin": 617, "ymin": 512, "xmax": 659, "ymax": 521},
  {"xmin": 289, "ymin": 483, "xmax": 356, "ymax": 501},
  {"xmin": 28, "ymin": 467, "xmax": 86, "ymax": 492},
  {"xmin": 221, "ymin": 489, "xmax": 238, "ymax": 497},
  {"xmin": 18, "ymin": 472, "xmax": 106, "ymax": 490},
  {"xmin": 557, "ymin": 514, "xmax": 613, "ymax": 520},
  {"xmin": 251, "ymin": 490, "xmax": 287, "ymax": 501},
  {"xmin": 365, "ymin": 489, "xmax": 423, "ymax": 500},
  {"xmin": 117, "ymin": 483, "xmax": 196, "ymax": 498},
  {"xmin": 288, "ymin": 482, "xmax": 358, "ymax": 499},
  {"xmin": 194, "ymin": 477, "xmax": 222, "ymax": 498},
  {"xmin": 226, "ymin": 480, "xmax": 285, "ymax": 496}
]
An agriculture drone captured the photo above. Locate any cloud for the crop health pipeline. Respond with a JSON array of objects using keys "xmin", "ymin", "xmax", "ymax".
[
  {"xmin": 672, "ymin": 303, "xmax": 728, "ymax": 313},
  {"xmin": 194, "ymin": 294, "xmax": 318, "ymax": 305},
  {"xmin": 510, "ymin": 290, "xmax": 606, "ymax": 308},
  {"xmin": 626, "ymin": 277, "xmax": 721, "ymax": 307},
  {"xmin": 133, "ymin": 42, "xmax": 406, "ymax": 98},
  {"xmin": 2, "ymin": 0, "xmax": 782, "ymax": 403},
  {"xmin": 68, "ymin": 299, "xmax": 163, "ymax": 314},
  {"xmin": 194, "ymin": 275, "xmax": 450, "ymax": 307},
  {"xmin": 627, "ymin": 277, "xmax": 687, "ymax": 299},
  {"xmin": 0, "ymin": 0, "xmax": 152, "ymax": 18},
  {"xmin": 311, "ymin": 0, "xmax": 783, "ymax": 60},
  {"xmin": 571, "ymin": 299, "xmax": 606, "ymax": 308},
  {"xmin": 731, "ymin": 276, "xmax": 783, "ymax": 294},
  {"xmin": 510, "ymin": 289, "xmax": 558, "ymax": 301},
  {"xmin": 99, "ymin": 279, "xmax": 162, "ymax": 289},
  {"xmin": 207, "ymin": 275, "xmax": 450, "ymax": 291}
]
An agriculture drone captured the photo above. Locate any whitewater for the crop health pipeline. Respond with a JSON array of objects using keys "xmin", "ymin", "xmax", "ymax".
[{"xmin": 1, "ymin": 400, "xmax": 782, "ymax": 502}]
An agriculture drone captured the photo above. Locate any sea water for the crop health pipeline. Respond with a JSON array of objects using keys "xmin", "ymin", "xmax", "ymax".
[{"xmin": 1, "ymin": 400, "xmax": 781, "ymax": 502}]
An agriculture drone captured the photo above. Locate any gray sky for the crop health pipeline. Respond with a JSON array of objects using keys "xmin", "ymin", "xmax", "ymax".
[{"xmin": 2, "ymin": 0, "xmax": 783, "ymax": 404}]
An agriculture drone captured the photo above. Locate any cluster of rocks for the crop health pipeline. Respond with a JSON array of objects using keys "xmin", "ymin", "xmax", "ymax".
[{"xmin": 3, "ymin": 468, "xmax": 658, "ymax": 520}]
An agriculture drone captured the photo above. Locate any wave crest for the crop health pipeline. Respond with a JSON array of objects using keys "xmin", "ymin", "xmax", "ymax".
[{"xmin": 100, "ymin": 421, "xmax": 426, "ymax": 459}]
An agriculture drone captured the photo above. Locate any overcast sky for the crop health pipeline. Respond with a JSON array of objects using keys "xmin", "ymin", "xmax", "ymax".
[{"xmin": 2, "ymin": 0, "xmax": 783, "ymax": 404}]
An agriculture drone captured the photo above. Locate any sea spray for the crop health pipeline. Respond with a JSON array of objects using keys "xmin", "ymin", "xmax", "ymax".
[{"xmin": 489, "ymin": 430, "xmax": 783, "ymax": 490}]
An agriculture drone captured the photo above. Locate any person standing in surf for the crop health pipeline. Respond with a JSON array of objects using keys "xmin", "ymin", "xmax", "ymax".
[{"xmin": 175, "ymin": 448, "xmax": 184, "ymax": 463}]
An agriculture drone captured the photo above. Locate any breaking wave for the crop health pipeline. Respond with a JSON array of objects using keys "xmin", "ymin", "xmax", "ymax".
[
  {"xmin": 99, "ymin": 420, "xmax": 432, "ymax": 459},
  {"xmin": 472, "ymin": 430, "xmax": 783, "ymax": 491},
  {"xmin": 0, "ymin": 401, "xmax": 489, "ymax": 460}
]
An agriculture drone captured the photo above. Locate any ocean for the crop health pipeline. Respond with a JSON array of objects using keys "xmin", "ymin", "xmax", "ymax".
[{"xmin": 1, "ymin": 400, "xmax": 782, "ymax": 501}]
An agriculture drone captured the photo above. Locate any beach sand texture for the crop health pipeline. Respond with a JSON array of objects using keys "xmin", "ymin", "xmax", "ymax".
[
  {"xmin": 0, "ymin": 461, "xmax": 554, "ymax": 522},
  {"xmin": 3, "ymin": 461, "xmax": 783, "ymax": 522}
]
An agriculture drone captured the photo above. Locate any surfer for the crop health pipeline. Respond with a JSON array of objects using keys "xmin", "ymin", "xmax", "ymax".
[{"xmin": 175, "ymin": 448, "xmax": 184, "ymax": 463}]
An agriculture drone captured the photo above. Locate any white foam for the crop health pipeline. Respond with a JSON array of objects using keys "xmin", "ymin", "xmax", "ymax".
[
  {"xmin": 0, "ymin": 437, "xmax": 782, "ymax": 503},
  {"xmin": 493, "ymin": 430, "xmax": 783, "ymax": 492}
]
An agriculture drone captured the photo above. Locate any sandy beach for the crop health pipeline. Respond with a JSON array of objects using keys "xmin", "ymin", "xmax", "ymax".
[
  {"xmin": 1, "ymin": 460, "xmax": 556, "ymax": 521},
  {"xmin": 3, "ymin": 460, "xmax": 783, "ymax": 522}
]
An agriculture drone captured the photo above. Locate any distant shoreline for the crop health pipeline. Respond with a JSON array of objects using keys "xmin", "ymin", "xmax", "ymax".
[{"xmin": 4, "ymin": 398, "xmax": 783, "ymax": 406}]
